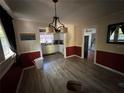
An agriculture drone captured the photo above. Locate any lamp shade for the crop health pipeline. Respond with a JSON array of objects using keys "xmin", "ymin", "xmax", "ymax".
[
  {"xmin": 46, "ymin": 27, "xmax": 54, "ymax": 33},
  {"xmin": 61, "ymin": 27, "xmax": 68, "ymax": 33}
]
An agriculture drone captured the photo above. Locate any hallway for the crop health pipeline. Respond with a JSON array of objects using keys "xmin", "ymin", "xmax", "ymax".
[{"xmin": 19, "ymin": 53, "xmax": 124, "ymax": 93}]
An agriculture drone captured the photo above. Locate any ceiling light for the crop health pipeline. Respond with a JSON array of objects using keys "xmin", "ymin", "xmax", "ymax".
[{"xmin": 48, "ymin": 0, "xmax": 67, "ymax": 33}]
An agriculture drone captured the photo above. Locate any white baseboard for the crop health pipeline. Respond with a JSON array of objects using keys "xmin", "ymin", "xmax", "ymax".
[
  {"xmin": 66, "ymin": 55, "xmax": 75, "ymax": 58},
  {"xmin": 23, "ymin": 65, "xmax": 35, "ymax": 71},
  {"xmin": 16, "ymin": 69, "xmax": 24, "ymax": 93},
  {"xmin": 66, "ymin": 55, "xmax": 83, "ymax": 59},
  {"xmin": 94, "ymin": 62, "xmax": 124, "ymax": 76},
  {"xmin": 16, "ymin": 65, "xmax": 35, "ymax": 93},
  {"xmin": 74, "ymin": 55, "xmax": 83, "ymax": 59}
]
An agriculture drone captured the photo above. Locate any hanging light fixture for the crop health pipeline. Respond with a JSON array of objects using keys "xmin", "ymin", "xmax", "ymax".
[{"xmin": 48, "ymin": 0, "xmax": 67, "ymax": 33}]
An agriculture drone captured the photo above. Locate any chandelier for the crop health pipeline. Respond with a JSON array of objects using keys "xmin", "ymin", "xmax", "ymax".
[{"xmin": 48, "ymin": 0, "xmax": 67, "ymax": 33}]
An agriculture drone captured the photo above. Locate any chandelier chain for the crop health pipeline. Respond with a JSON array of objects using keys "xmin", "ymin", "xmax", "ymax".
[
  {"xmin": 48, "ymin": 0, "xmax": 66, "ymax": 32},
  {"xmin": 55, "ymin": 3, "xmax": 57, "ymax": 17}
]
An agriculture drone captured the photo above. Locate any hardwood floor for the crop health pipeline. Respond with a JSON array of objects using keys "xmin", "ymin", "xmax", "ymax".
[{"xmin": 19, "ymin": 53, "xmax": 124, "ymax": 93}]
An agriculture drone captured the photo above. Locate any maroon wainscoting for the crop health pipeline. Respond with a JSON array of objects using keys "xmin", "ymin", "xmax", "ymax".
[
  {"xmin": 19, "ymin": 51, "xmax": 41, "ymax": 68},
  {"xmin": 75, "ymin": 46, "xmax": 81, "ymax": 57},
  {"xmin": 66, "ymin": 46, "xmax": 81, "ymax": 57},
  {"xmin": 66, "ymin": 46, "xmax": 75, "ymax": 56},
  {"xmin": 0, "ymin": 64, "xmax": 23, "ymax": 93},
  {"xmin": 96, "ymin": 50, "xmax": 124, "ymax": 73},
  {"xmin": 0, "ymin": 51, "xmax": 41, "ymax": 93}
]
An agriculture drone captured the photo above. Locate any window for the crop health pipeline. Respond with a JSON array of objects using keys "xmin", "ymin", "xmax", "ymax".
[
  {"xmin": 107, "ymin": 22, "xmax": 124, "ymax": 44},
  {"xmin": 109, "ymin": 27, "xmax": 124, "ymax": 43},
  {"xmin": 118, "ymin": 28, "xmax": 124, "ymax": 41},
  {"xmin": 109, "ymin": 31, "xmax": 115, "ymax": 41},
  {"xmin": 0, "ymin": 23, "xmax": 14, "ymax": 60},
  {"xmin": 40, "ymin": 33, "xmax": 54, "ymax": 44}
]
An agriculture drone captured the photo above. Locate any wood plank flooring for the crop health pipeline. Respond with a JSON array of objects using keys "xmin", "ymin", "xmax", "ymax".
[{"xmin": 19, "ymin": 53, "xmax": 124, "ymax": 93}]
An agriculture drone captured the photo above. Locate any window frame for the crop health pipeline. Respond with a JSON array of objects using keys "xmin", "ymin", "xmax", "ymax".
[
  {"xmin": 40, "ymin": 32, "xmax": 54, "ymax": 44},
  {"xmin": 0, "ymin": 22, "xmax": 15, "ymax": 62},
  {"xmin": 107, "ymin": 22, "xmax": 124, "ymax": 44}
]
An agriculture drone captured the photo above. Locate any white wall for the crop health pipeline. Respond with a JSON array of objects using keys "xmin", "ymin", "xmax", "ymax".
[
  {"xmin": 96, "ymin": 11, "xmax": 124, "ymax": 54},
  {"xmin": 13, "ymin": 19, "xmax": 42, "ymax": 56},
  {"xmin": 66, "ymin": 24, "xmax": 75, "ymax": 47},
  {"xmin": 81, "ymin": 11, "xmax": 124, "ymax": 59},
  {"xmin": 82, "ymin": 11, "xmax": 124, "ymax": 55},
  {"xmin": 13, "ymin": 20, "xmax": 78, "ymax": 57}
]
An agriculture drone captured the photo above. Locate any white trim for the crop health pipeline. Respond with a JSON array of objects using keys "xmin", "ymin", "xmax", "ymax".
[
  {"xmin": 19, "ymin": 51, "xmax": 44, "ymax": 60},
  {"xmin": 16, "ymin": 66, "xmax": 35, "ymax": 93},
  {"xmin": 94, "ymin": 62, "xmax": 124, "ymax": 76},
  {"xmin": 19, "ymin": 50, "xmax": 41, "ymax": 55},
  {"xmin": 19, "ymin": 50, "xmax": 43, "ymax": 59},
  {"xmin": 96, "ymin": 49, "xmax": 124, "ymax": 55},
  {"xmin": 66, "ymin": 55, "xmax": 83, "ymax": 59},
  {"xmin": 82, "ymin": 27, "xmax": 96, "ymax": 60},
  {"xmin": 16, "ymin": 69, "xmax": 24, "ymax": 93},
  {"xmin": 0, "ymin": 53, "xmax": 16, "ymax": 64},
  {"xmin": 74, "ymin": 55, "xmax": 83, "ymax": 59},
  {"xmin": 66, "ymin": 55, "xmax": 76, "ymax": 58},
  {"xmin": 94, "ymin": 50, "xmax": 97, "ymax": 64},
  {"xmin": 23, "ymin": 66, "xmax": 35, "ymax": 71},
  {"xmin": 64, "ymin": 33, "xmax": 67, "ymax": 58},
  {"xmin": 82, "ymin": 28, "xmax": 85, "ymax": 59}
]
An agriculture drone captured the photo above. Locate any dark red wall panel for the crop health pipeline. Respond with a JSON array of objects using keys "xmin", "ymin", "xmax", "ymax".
[
  {"xmin": 0, "ymin": 51, "xmax": 41, "ymax": 93},
  {"xmin": 66, "ymin": 46, "xmax": 81, "ymax": 57},
  {"xmin": 75, "ymin": 46, "xmax": 81, "ymax": 57},
  {"xmin": 0, "ymin": 64, "xmax": 23, "ymax": 93},
  {"xmin": 96, "ymin": 50, "xmax": 124, "ymax": 73},
  {"xmin": 66, "ymin": 46, "xmax": 75, "ymax": 56},
  {"xmin": 19, "ymin": 51, "xmax": 41, "ymax": 68}
]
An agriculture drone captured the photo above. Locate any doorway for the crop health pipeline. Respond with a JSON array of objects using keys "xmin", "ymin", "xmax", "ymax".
[
  {"xmin": 84, "ymin": 36, "xmax": 89, "ymax": 59},
  {"xmin": 39, "ymin": 28, "xmax": 67, "ymax": 58},
  {"xmin": 83, "ymin": 27, "xmax": 96, "ymax": 63}
]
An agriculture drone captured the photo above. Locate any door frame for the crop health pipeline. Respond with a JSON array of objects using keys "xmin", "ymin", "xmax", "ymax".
[
  {"xmin": 82, "ymin": 27, "xmax": 96, "ymax": 63},
  {"xmin": 84, "ymin": 35, "xmax": 89, "ymax": 59},
  {"xmin": 63, "ymin": 33, "xmax": 67, "ymax": 58}
]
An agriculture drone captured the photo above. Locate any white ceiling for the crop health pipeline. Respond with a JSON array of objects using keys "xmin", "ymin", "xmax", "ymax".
[{"xmin": 3, "ymin": 0, "xmax": 124, "ymax": 25}]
